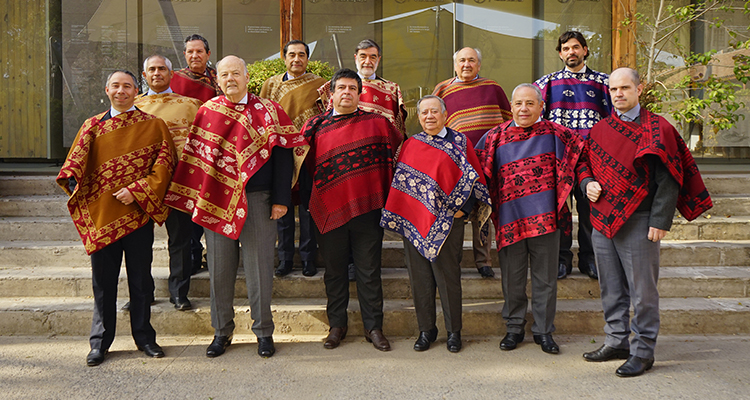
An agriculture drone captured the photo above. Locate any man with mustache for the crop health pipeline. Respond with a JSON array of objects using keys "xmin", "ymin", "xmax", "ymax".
[
  {"xmin": 171, "ymin": 34, "xmax": 224, "ymax": 275},
  {"xmin": 534, "ymin": 31, "xmax": 612, "ymax": 280},
  {"xmin": 432, "ymin": 47, "xmax": 512, "ymax": 279},
  {"xmin": 318, "ymin": 39, "xmax": 409, "ymax": 281},
  {"xmin": 165, "ymin": 55, "xmax": 306, "ymax": 359},
  {"xmin": 260, "ymin": 40, "xmax": 327, "ymax": 278},
  {"xmin": 318, "ymin": 39, "xmax": 407, "ymax": 135}
]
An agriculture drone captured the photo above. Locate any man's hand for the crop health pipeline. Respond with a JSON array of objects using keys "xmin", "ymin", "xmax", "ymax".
[
  {"xmin": 647, "ymin": 227, "xmax": 668, "ymax": 242},
  {"xmin": 586, "ymin": 181, "xmax": 602, "ymax": 202},
  {"xmin": 113, "ymin": 188, "xmax": 135, "ymax": 205},
  {"xmin": 454, "ymin": 210, "xmax": 465, "ymax": 219},
  {"xmin": 270, "ymin": 204, "xmax": 288, "ymax": 220}
]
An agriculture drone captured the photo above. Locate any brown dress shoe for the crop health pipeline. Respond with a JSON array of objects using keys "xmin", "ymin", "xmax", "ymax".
[
  {"xmin": 324, "ymin": 326, "xmax": 348, "ymax": 349},
  {"xmin": 365, "ymin": 329, "xmax": 391, "ymax": 351}
]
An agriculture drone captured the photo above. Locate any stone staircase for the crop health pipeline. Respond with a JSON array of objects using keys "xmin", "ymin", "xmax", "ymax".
[{"xmin": 1, "ymin": 173, "xmax": 749, "ymax": 338}]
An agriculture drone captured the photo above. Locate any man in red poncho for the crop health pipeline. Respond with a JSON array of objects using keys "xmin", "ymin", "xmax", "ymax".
[
  {"xmin": 580, "ymin": 68, "xmax": 712, "ymax": 377},
  {"xmin": 302, "ymin": 68, "xmax": 403, "ymax": 352}
]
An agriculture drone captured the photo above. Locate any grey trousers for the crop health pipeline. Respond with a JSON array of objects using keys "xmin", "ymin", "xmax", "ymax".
[
  {"xmin": 592, "ymin": 211, "xmax": 660, "ymax": 359},
  {"xmin": 497, "ymin": 231, "xmax": 559, "ymax": 335},
  {"xmin": 404, "ymin": 221, "xmax": 464, "ymax": 333},
  {"xmin": 471, "ymin": 220, "xmax": 492, "ymax": 268},
  {"xmin": 206, "ymin": 191, "xmax": 276, "ymax": 338}
]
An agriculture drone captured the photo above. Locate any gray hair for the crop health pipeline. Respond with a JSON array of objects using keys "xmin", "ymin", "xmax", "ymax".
[
  {"xmin": 452, "ymin": 47, "xmax": 482, "ymax": 64},
  {"xmin": 105, "ymin": 70, "xmax": 138, "ymax": 87},
  {"xmin": 142, "ymin": 54, "xmax": 173, "ymax": 72},
  {"xmin": 512, "ymin": 83, "xmax": 544, "ymax": 103},
  {"xmin": 355, "ymin": 39, "xmax": 381, "ymax": 57},
  {"xmin": 416, "ymin": 95, "xmax": 447, "ymax": 114},
  {"xmin": 216, "ymin": 55, "xmax": 248, "ymax": 75}
]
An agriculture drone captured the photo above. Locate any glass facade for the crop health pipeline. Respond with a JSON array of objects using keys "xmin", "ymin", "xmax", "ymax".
[
  {"xmin": 61, "ymin": 0, "xmax": 280, "ymax": 145},
  {"xmin": 56, "ymin": 0, "xmax": 748, "ymax": 161},
  {"xmin": 304, "ymin": 0, "xmax": 612, "ymax": 134}
]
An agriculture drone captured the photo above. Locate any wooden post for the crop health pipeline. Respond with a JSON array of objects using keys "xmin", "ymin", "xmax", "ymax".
[
  {"xmin": 280, "ymin": 0, "xmax": 302, "ymax": 57},
  {"xmin": 612, "ymin": 0, "xmax": 637, "ymax": 69}
]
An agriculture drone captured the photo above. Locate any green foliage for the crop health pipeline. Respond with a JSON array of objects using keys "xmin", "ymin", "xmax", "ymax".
[
  {"xmin": 629, "ymin": 0, "xmax": 750, "ymax": 135},
  {"xmin": 246, "ymin": 58, "xmax": 335, "ymax": 95}
]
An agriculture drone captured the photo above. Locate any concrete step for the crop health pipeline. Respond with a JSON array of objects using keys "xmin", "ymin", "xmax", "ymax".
[
  {"xmin": 1, "ymin": 296, "xmax": 747, "ymax": 337},
  {"xmin": 0, "ymin": 195, "xmax": 70, "ymax": 217},
  {"xmin": 2, "ymin": 239, "xmax": 750, "ymax": 269},
  {"xmin": 669, "ymin": 216, "xmax": 750, "ymax": 240},
  {"xmin": 1, "ymin": 266, "xmax": 748, "ymax": 300},
  {"xmin": 702, "ymin": 195, "xmax": 750, "ymax": 217},
  {"xmin": 1, "ymin": 215, "xmax": 748, "ymax": 242},
  {"xmin": 0, "ymin": 217, "xmax": 170, "ymax": 241},
  {"xmin": 0, "ymin": 175, "xmax": 61, "ymax": 196},
  {"xmin": 701, "ymin": 173, "xmax": 750, "ymax": 196}
]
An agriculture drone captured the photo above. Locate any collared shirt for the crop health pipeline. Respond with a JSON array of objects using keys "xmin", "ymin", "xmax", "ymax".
[
  {"xmin": 616, "ymin": 104, "xmax": 641, "ymax": 122},
  {"xmin": 435, "ymin": 127, "xmax": 448, "ymax": 138},
  {"xmin": 146, "ymin": 87, "xmax": 173, "ymax": 96},
  {"xmin": 110, "ymin": 105, "xmax": 136, "ymax": 118},
  {"xmin": 285, "ymin": 71, "xmax": 305, "ymax": 81},
  {"xmin": 565, "ymin": 64, "xmax": 588, "ymax": 74},
  {"xmin": 509, "ymin": 117, "xmax": 542, "ymax": 127},
  {"xmin": 358, "ymin": 71, "xmax": 377, "ymax": 80},
  {"xmin": 454, "ymin": 75, "xmax": 478, "ymax": 83}
]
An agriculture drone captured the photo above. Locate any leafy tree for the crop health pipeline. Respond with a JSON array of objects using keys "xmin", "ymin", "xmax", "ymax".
[
  {"xmin": 623, "ymin": 0, "xmax": 750, "ymax": 135},
  {"xmin": 246, "ymin": 58, "xmax": 335, "ymax": 95}
]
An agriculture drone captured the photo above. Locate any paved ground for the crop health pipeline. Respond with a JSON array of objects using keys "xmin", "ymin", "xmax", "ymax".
[{"xmin": 0, "ymin": 334, "xmax": 748, "ymax": 399}]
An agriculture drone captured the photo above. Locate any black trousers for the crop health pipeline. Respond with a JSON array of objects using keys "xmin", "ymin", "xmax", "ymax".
[
  {"xmin": 166, "ymin": 209, "xmax": 192, "ymax": 300},
  {"xmin": 559, "ymin": 185, "xmax": 595, "ymax": 268},
  {"xmin": 89, "ymin": 221, "xmax": 157, "ymax": 350},
  {"xmin": 277, "ymin": 205, "xmax": 317, "ymax": 263},
  {"xmin": 316, "ymin": 210, "xmax": 384, "ymax": 331}
]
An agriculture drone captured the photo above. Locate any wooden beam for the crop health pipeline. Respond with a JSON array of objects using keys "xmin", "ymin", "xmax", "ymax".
[
  {"xmin": 612, "ymin": 0, "xmax": 637, "ymax": 69},
  {"xmin": 280, "ymin": 0, "xmax": 302, "ymax": 57}
]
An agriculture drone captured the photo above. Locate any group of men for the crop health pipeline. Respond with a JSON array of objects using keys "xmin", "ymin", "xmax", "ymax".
[{"xmin": 57, "ymin": 31, "xmax": 712, "ymax": 378}]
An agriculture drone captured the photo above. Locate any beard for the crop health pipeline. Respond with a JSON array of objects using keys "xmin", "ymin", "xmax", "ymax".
[{"xmin": 564, "ymin": 56, "xmax": 583, "ymax": 69}]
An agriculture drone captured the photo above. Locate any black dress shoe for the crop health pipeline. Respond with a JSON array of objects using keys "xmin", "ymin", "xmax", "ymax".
[
  {"xmin": 477, "ymin": 266, "xmax": 495, "ymax": 278},
  {"xmin": 446, "ymin": 331, "xmax": 462, "ymax": 353},
  {"xmin": 86, "ymin": 348, "xmax": 107, "ymax": 367},
  {"xmin": 500, "ymin": 332, "xmax": 524, "ymax": 350},
  {"xmin": 302, "ymin": 261, "xmax": 317, "ymax": 277},
  {"xmin": 324, "ymin": 326, "xmax": 348, "ymax": 349},
  {"xmin": 557, "ymin": 263, "xmax": 569, "ymax": 279},
  {"xmin": 206, "ymin": 335, "xmax": 232, "ymax": 357},
  {"xmin": 533, "ymin": 334, "xmax": 559, "ymax": 354},
  {"xmin": 616, "ymin": 355, "xmax": 654, "ymax": 377},
  {"xmin": 413, "ymin": 327, "xmax": 438, "ymax": 352},
  {"xmin": 138, "ymin": 343, "xmax": 165, "ymax": 358},
  {"xmin": 275, "ymin": 260, "xmax": 293, "ymax": 277},
  {"xmin": 583, "ymin": 345, "xmax": 630, "ymax": 362},
  {"xmin": 170, "ymin": 297, "xmax": 192, "ymax": 311},
  {"xmin": 257, "ymin": 336, "xmax": 275, "ymax": 358},
  {"xmin": 347, "ymin": 263, "xmax": 356, "ymax": 282}
]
